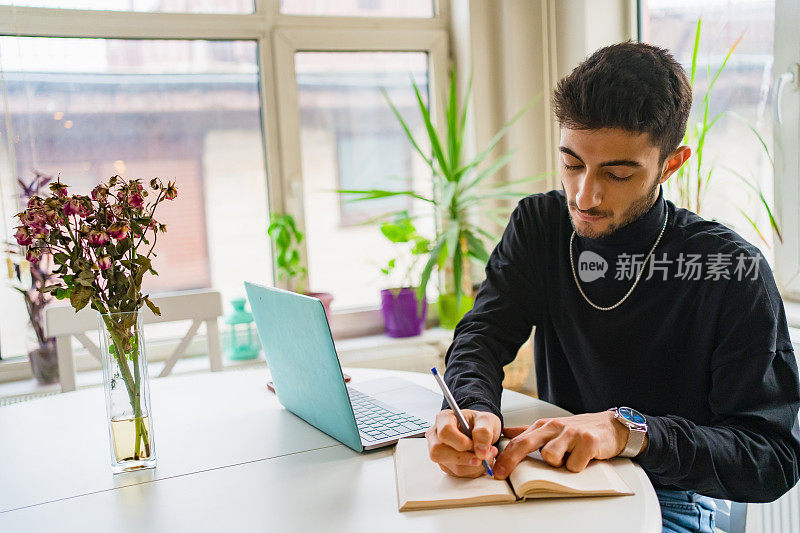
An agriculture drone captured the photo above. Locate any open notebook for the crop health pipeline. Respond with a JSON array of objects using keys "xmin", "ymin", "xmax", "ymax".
[{"xmin": 394, "ymin": 438, "xmax": 633, "ymax": 511}]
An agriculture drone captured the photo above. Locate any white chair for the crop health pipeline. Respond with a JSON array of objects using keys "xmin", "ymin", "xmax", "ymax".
[
  {"xmin": 712, "ymin": 498, "xmax": 747, "ymax": 533},
  {"xmin": 46, "ymin": 289, "xmax": 224, "ymax": 393}
]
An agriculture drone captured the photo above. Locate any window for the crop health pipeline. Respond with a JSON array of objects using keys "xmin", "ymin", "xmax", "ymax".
[
  {"xmin": 0, "ymin": 0, "xmax": 254, "ymax": 14},
  {"xmin": 295, "ymin": 51, "xmax": 435, "ymax": 309},
  {"xmin": 639, "ymin": 0, "xmax": 777, "ymax": 264},
  {"xmin": 0, "ymin": 1, "xmax": 449, "ymax": 362},
  {"xmin": 279, "ymin": 0, "xmax": 434, "ymax": 18}
]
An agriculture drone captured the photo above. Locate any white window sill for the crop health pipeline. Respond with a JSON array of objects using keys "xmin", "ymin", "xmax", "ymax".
[{"xmin": 0, "ymin": 327, "xmax": 453, "ymax": 402}]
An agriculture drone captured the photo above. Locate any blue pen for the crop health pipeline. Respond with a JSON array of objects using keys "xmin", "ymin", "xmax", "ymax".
[{"xmin": 431, "ymin": 367, "xmax": 494, "ymax": 477}]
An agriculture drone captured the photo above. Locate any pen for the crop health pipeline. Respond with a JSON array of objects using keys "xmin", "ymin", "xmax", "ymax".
[{"xmin": 431, "ymin": 367, "xmax": 494, "ymax": 477}]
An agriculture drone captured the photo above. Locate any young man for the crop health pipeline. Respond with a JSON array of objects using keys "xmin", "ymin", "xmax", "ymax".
[{"xmin": 426, "ymin": 41, "xmax": 800, "ymax": 532}]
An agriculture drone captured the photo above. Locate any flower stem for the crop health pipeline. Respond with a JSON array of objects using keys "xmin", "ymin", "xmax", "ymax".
[{"xmin": 103, "ymin": 314, "xmax": 150, "ymax": 461}]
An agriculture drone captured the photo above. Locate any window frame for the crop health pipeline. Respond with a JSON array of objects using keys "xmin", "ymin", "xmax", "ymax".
[
  {"xmin": 636, "ymin": 0, "xmax": 800, "ymax": 303},
  {"xmin": 0, "ymin": 0, "xmax": 450, "ymax": 350},
  {"xmin": 773, "ymin": 0, "xmax": 800, "ymax": 302}
]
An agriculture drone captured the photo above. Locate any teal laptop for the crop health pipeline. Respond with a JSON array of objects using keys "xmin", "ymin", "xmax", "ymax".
[{"xmin": 244, "ymin": 282, "xmax": 441, "ymax": 452}]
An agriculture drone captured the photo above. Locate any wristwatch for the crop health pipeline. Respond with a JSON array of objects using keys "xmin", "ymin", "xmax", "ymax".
[{"xmin": 608, "ymin": 407, "xmax": 648, "ymax": 457}]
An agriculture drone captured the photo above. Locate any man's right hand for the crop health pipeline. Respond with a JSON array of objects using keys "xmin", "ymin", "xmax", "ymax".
[{"xmin": 425, "ymin": 409, "xmax": 502, "ymax": 478}]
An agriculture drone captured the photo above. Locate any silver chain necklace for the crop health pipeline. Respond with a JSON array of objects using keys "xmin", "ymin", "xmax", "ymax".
[{"xmin": 569, "ymin": 210, "xmax": 668, "ymax": 311}]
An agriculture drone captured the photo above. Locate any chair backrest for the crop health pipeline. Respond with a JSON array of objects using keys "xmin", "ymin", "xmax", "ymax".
[
  {"xmin": 46, "ymin": 289, "xmax": 223, "ymax": 337},
  {"xmin": 46, "ymin": 289, "xmax": 224, "ymax": 392},
  {"xmin": 712, "ymin": 498, "xmax": 747, "ymax": 533}
]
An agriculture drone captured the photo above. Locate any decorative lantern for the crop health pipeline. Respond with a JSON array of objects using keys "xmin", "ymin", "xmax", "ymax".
[{"xmin": 224, "ymin": 297, "xmax": 260, "ymax": 360}]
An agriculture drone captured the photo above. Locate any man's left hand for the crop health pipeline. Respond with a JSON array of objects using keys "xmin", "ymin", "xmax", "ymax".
[{"xmin": 492, "ymin": 411, "xmax": 633, "ymax": 479}]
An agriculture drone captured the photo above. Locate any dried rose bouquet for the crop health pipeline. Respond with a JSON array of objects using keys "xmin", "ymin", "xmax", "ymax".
[{"xmin": 14, "ymin": 175, "xmax": 177, "ymax": 462}]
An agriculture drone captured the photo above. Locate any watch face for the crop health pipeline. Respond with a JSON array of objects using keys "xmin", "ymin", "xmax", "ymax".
[{"xmin": 619, "ymin": 407, "xmax": 646, "ymax": 425}]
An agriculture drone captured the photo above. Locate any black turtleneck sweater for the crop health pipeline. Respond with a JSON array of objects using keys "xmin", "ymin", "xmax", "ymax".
[{"xmin": 443, "ymin": 185, "xmax": 800, "ymax": 502}]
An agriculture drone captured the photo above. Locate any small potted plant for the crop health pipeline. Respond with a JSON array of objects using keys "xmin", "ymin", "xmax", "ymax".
[
  {"xmin": 267, "ymin": 213, "xmax": 333, "ymax": 319},
  {"xmin": 5, "ymin": 170, "xmax": 59, "ymax": 384},
  {"xmin": 377, "ymin": 211, "xmax": 430, "ymax": 337}
]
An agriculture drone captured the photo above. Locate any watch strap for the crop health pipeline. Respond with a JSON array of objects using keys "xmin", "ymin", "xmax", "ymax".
[{"xmin": 620, "ymin": 427, "xmax": 646, "ymax": 457}]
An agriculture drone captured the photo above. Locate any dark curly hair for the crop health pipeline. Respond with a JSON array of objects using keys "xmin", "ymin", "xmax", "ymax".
[{"xmin": 552, "ymin": 40, "xmax": 692, "ymax": 163}]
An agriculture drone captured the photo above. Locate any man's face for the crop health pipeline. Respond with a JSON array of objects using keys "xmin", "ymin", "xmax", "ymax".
[{"xmin": 559, "ymin": 127, "xmax": 686, "ymax": 240}]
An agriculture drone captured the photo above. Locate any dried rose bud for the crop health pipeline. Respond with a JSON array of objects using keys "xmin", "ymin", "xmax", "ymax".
[
  {"xmin": 97, "ymin": 256, "xmax": 112, "ymax": 270},
  {"xmin": 31, "ymin": 227, "xmax": 49, "ymax": 240},
  {"xmin": 27, "ymin": 196, "xmax": 44, "ymax": 209},
  {"xmin": 62, "ymin": 197, "xmax": 81, "ymax": 216},
  {"xmin": 50, "ymin": 181, "xmax": 68, "ymax": 197},
  {"xmin": 91, "ymin": 185, "xmax": 109, "ymax": 202},
  {"xmin": 127, "ymin": 193, "xmax": 144, "ymax": 208},
  {"xmin": 25, "ymin": 248, "xmax": 42, "ymax": 262},
  {"xmin": 21, "ymin": 210, "xmax": 47, "ymax": 230},
  {"xmin": 76, "ymin": 200, "xmax": 92, "ymax": 219},
  {"xmin": 107, "ymin": 222, "xmax": 130, "ymax": 240},
  {"xmin": 14, "ymin": 226, "xmax": 32, "ymax": 246},
  {"xmin": 150, "ymin": 178, "xmax": 160, "ymax": 190},
  {"xmin": 164, "ymin": 181, "xmax": 178, "ymax": 200},
  {"xmin": 87, "ymin": 230, "xmax": 110, "ymax": 247}
]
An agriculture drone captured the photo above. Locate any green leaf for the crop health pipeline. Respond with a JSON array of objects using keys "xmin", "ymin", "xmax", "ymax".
[
  {"xmin": 380, "ymin": 216, "xmax": 416, "ymax": 243},
  {"xmin": 336, "ymin": 189, "xmax": 434, "ymax": 204},
  {"xmin": 410, "ymin": 236, "xmax": 430, "ymax": 255},
  {"xmin": 456, "ymin": 70, "xmax": 473, "ymax": 165},
  {"xmin": 126, "ymin": 279, "xmax": 138, "ymax": 300},
  {"xmin": 70, "ymin": 284, "xmax": 92, "ymax": 312},
  {"xmin": 464, "ymin": 230, "xmax": 490, "ymax": 263},
  {"xmin": 446, "ymin": 66, "xmax": 459, "ymax": 170},
  {"xmin": 458, "ymin": 151, "xmax": 515, "ymax": 195},
  {"xmin": 144, "ymin": 296, "xmax": 161, "ymax": 316},
  {"xmin": 134, "ymin": 255, "xmax": 152, "ymax": 269},
  {"xmin": 453, "ymin": 237, "xmax": 463, "ymax": 306},
  {"xmin": 40, "ymin": 284, "xmax": 61, "ymax": 293},
  {"xmin": 725, "ymin": 111, "xmax": 774, "ymax": 168},
  {"xmin": 721, "ymin": 164, "xmax": 783, "ymax": 243},
  {"xmin": 456, "ymin": 97, "xmax": 535, "ymax": 178},
  {"xmin": 689, "ymin": 18, "xmax": 701, "ymax": 88},
  {"xmin": 417, "ymin": 235, "xmax": 446, "ymax": 305},
  {"xmin": 55, "ymin": 287, "xmax": 70, "ymax": 300},
  {"xmin": 444, "ymin": 223, "xmax": 459, "ymax": 266},
  {"xmin": 410, "ymin": 76, "xmax": 450, "ymax": 178},
  {"xmin": 380, "ymin": 87, "xmax": 435, "ymax": 172}
]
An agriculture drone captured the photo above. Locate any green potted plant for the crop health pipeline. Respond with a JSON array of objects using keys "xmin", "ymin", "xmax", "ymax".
[
  {"xmin": 267, "ymin": 213, "xmax": 333, "ymax": 319},
  {"xmin": 338, "ymin": 68, "xmax": 544, "ymax": 328},
  {"xmin": 377, "ymin": 211, "xmax": 430, "ymax": 337},
  {"xmin": 668, "ymin": 18, "xmax": 782, "ymax": 246}
]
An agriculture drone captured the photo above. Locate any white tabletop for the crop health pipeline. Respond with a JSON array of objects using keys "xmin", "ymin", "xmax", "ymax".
[{"xmin": 0, "ymin": 367, "xmax": 661, "ymax": 532}]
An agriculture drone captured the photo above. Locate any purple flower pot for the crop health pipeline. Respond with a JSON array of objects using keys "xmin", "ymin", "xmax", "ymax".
[{"xmin": 380, "ymin": 288, "xmax": 426, "ymax": 338}]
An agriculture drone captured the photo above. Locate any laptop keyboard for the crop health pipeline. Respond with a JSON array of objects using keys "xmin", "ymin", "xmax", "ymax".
[{"xmin": 348, "ymin": 387, "xmax": 430, "ymax": 443}]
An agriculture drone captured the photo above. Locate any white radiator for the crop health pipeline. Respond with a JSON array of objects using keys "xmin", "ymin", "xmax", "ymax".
[
  {"xmin": 741, "ymin": 324, "xmax": 800, "ymax": 533},
  {"xmin": 746, "ymin": 482, "xmax": 800, "ymax": 533}
]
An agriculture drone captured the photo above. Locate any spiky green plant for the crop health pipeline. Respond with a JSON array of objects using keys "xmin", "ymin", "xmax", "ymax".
[
  {"xmin": 668, "ymin": 18, "xmax": 781, "ymax": 247},
  {"xmin": 337, "ymin": 67, "xmax": 545, "ymax": 310}
]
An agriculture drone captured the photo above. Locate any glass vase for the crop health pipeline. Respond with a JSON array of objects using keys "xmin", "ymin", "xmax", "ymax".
[{"xmin": 97, "ymin": 310, "xmax": 157, "ymax": 474}]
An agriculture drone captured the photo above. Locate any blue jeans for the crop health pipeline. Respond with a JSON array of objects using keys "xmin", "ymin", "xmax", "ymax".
[{"xmin": 656, "ymin": 489, "xmax": 716, "ymax": 533}]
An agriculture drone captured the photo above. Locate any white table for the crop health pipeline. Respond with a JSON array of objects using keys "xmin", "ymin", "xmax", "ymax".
[{"xmin": 0, "ymin": 367, "xmax": 661, "ymax": 532}]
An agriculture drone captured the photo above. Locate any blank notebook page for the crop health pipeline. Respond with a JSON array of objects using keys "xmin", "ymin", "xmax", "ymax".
[{"xmin": 394, "ymin": 438, "xmax": 516, "ymax": 510}]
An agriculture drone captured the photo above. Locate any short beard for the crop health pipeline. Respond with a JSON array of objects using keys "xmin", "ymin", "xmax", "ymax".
[{"xmin": 566, "ymin": 178, "xmax": 660, "ymax": 240}]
